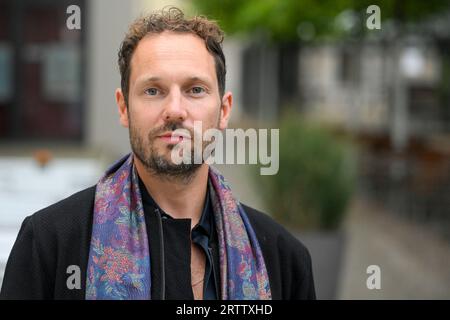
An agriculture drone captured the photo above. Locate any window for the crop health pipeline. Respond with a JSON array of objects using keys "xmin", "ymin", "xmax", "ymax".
[{"xmin": 0, "ymin": 0, "xmax": 85, "ymax": 142}]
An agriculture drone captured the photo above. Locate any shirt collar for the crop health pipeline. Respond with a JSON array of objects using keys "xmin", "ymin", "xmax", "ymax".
[
  {"xmin": 194, "ymin": 187, "xmax": 213, "ymax": 237},
  {"xmin": 138, "ymin": 175, "xmax": 213, "ymax": 238}
]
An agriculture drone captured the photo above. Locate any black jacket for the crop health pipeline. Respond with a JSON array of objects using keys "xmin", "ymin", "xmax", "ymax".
[{"xmin": 0, "ymin": 186, "xmax": 316, "ymax": 300}]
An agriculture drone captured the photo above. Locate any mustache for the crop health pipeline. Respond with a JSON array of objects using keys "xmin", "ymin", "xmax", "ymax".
[{"xmin": 149, "ymin": 121, "xmax": 194, "ymax": 139}]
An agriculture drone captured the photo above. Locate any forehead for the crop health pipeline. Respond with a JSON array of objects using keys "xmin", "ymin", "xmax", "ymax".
[{"xmin": 130, "ymin": 31, "xmax": 216, "ymax": 84}]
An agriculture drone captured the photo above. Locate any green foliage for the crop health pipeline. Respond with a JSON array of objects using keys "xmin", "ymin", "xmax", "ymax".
[
  {"xmin": 190, "ymin": 0, "xmax": 450, "ymax": 42},
  {"xmin": 254, "ymin": 113, "xmax": 356, "ymax": 230}
]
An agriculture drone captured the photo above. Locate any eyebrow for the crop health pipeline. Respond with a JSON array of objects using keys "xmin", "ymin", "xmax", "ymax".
[
  {"xmin": 136, "ymin": 75, "xmax": 213, "ymax": 86},
  {"xmin": 186, "ymin": 76, "xmax": 212, "ymax": 84},
  {"xmin": 137, "ymin": 76, "xmax": 161, "ymax": 84}
]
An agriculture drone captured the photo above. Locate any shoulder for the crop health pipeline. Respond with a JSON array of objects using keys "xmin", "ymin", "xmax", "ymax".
[
  {"xmin": 26, "ymin": 186, "xmax": 96, "ymax": 236},
  {"xmin": 241, "ymin": 203, "xmax": 316, "ymax": 299},
  {"xmin": 241, "ymin": 203, "xmax": 311, "ymax": 258},
  {"xmin": 1, "ymin": 186, "xmax": 97, "ymax": 299},
  {"xmin": 22, "ymin": 185, "xmax": 97, "ymax": 263}
]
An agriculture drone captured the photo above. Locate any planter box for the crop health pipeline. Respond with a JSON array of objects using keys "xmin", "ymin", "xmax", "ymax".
[{"xmin": 293, "ymin": 229, "xmax": 347, "ymax": 299}]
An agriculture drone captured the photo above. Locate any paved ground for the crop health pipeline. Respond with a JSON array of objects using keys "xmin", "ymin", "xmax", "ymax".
[{"xmin": 337, "ymin": 197, "xmax": 450, "ymax": 299}]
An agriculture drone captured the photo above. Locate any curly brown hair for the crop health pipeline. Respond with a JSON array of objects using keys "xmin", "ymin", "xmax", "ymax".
[{"xmin": 118, "ymin": 7, "xmax": 226, "ymax": 106}]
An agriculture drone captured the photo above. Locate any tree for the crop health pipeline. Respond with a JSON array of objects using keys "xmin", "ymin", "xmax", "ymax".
[{"xmin": 191, "ymin": 0, "xmax": 450, "ymax": 42}]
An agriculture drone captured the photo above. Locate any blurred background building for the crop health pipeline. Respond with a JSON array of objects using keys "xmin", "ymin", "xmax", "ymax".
[{"xmin": 0, "ymin": 0, "xmax": 449, "ymax": 299}]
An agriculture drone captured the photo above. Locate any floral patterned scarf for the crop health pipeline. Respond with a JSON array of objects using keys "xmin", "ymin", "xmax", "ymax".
[{"xmin": 85, "ymin": 153, "xmax": 271, "ymax": 300}]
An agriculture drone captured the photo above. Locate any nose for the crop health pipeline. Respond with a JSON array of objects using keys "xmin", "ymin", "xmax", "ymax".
[{"xmin": 162, "ymin": 89, "xmax": 187, "ymax": 122}]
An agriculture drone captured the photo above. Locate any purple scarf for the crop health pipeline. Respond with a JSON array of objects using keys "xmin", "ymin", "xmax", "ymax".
[{"xmin": 86, "ymin": 154, "xmax": 271, "ymax": 300}]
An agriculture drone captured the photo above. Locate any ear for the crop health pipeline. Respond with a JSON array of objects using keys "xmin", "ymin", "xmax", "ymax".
[
  {"xmin": 219, "ymin": 91, "xmax": 233, "ymax": 130},
  {"xmin": 116, "ymin": 88, "xmax": 129, "ymax": 128}
]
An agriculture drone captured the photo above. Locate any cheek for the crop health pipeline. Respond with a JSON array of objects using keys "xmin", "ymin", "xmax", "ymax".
[
  {"xmin": 129, "ymin": 106, "xmax": 159, "ymax": 130},
  {"xmin": 199, "ymin": 100, "xmax": 221, "ymax": 126},
  {"xmin": 197, "ymin": 111, "xmax": 220, "ymax": 131},
  {"xmin": 129, "ymin": 118, "xmax": 150, "ymax": 146}
]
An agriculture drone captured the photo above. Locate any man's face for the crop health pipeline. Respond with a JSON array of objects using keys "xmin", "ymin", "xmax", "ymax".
[{"xmin": 116, "ymin": 31, "xmax": 232, "ymax": 180}]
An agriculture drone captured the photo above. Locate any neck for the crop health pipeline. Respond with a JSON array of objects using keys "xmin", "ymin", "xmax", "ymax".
[{"xmin": 134, "ymin": 155, "xmax": 209, "ymax": 229}]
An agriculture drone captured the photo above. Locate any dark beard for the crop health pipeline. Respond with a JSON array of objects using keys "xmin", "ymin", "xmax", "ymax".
[{"xmin": 129, "ymin": 120, "xmax": 202, "ymax": 184}]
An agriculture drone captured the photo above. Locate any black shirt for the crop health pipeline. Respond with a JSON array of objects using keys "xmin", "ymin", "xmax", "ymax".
[{"xmin": 138, "ymin": 177, "xmax": 219, "ymax": 299}]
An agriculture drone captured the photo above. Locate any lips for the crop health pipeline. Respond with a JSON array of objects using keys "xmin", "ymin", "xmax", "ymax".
[{"xmin": 157, "ymin": 132, "xmax": 191, "ymax": 143}]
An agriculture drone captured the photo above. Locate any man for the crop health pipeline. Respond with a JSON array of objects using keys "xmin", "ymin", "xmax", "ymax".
[{"xmin": 0, "ymin": 7, "xmax": 315, "ymax": 300}]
